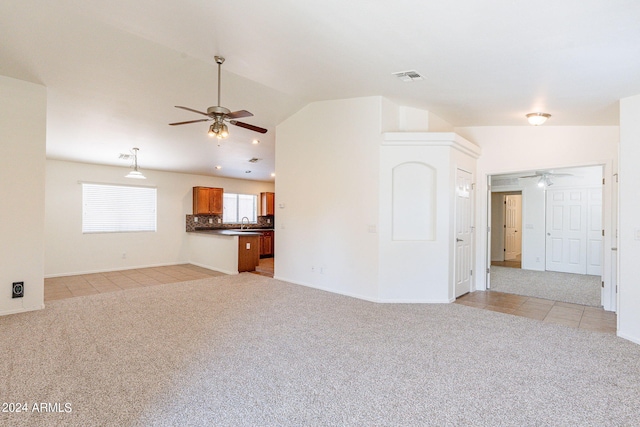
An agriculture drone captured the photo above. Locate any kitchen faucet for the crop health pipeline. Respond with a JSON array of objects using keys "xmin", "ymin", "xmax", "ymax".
[{"xmin": 241, "ymin": 217, "xmax": 250, "ymax": 230}]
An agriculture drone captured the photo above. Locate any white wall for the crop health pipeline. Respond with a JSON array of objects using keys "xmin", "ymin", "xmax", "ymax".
[
  {"xmin": 275, "ymin": 97, "xmax": 382, "ymax": 301},
  {"xmin": 45, "ymin": 159, "xmax": 274, "ymax": 276},
  {"xmin": 459, "ymin": 126, "xmax": 618, "ymax": 309},
  {"xmin": 0, "ymin": 76, "xmax": 47, "ymax": 315},
  {"xmin": 618, "ymin": 93, "xmax": 640, "ymax": 344}
]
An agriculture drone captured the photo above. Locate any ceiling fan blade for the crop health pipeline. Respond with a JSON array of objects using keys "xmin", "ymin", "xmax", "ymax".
[
  {"xmin": 175, "ymin": 106, "xmax": 211, "ymax": 117},
  {"xmin": 169, "ymin": 118, "xmax": 211, "ymax": 126},
  {"xmin": 518, "ymin": 175, "xmax": 539, "ymax": 178},
  {"xmin": 229, "ymin": 120, "xmax": 268, "ymax": 134},
  {"xmin": 227, "ymin": 110, "xmax": 254, "ymax": 119},
  {"xmin": 549, "ymin": 173, "xmax": 574, "ymax": 177}
]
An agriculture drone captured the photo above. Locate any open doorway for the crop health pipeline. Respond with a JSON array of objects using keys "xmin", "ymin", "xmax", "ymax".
[
  {"xmin": 491, "ymin": 192, "xmax": 522, "ymax": 269},
  {"xmin": 487, "ymin": 166, "xmax": 604, "ymax": 308}
]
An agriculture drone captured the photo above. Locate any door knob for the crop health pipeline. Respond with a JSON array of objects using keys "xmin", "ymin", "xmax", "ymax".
[{"xmin": 456, "ymin": 238, "xmax": 463, "ymax": 242}]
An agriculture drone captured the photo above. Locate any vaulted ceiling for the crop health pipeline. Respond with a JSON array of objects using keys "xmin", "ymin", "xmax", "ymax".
[{"xmin": 1, "ymin": 0, "xmax": 639, "ymax": 180}]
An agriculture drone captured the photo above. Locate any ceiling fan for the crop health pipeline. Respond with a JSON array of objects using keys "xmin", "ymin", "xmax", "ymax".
[
  {"xmin": 169, "ymin": 56, "xmax": 267, "ymax": 139},
  {"xmin": 518, "ymin": 170, "xmax": 574, "ymax": 187}
]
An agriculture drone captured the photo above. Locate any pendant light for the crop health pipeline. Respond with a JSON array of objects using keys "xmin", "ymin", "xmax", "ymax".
[{"xmin": 125, "ymin": 147, "xmax": 146, "ymax": 179}]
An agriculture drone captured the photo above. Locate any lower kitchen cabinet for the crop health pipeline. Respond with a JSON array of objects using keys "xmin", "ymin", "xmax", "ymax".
[
  {"xmin": 259, "ymin": 230, "xmax": 274, "ymax": 258},
  {"xmin": 238, "ymin": 235, "xmax": 260, "ymax": 272}
]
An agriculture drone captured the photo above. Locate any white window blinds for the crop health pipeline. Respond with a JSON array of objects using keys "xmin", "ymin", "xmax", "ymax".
[{"xmin": 82, "ymin": 183, "xmax": 157, "ymax": 233}]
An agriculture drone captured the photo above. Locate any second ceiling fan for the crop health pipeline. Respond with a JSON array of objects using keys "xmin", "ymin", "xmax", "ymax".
[{"xmin": 169, "ymin": 56, "xmax": 267, "ymax": 139}]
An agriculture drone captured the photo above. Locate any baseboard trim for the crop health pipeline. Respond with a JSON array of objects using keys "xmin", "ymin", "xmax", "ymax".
[
  {"xmin": 274, "ymin": 276, "xmax": 380, "ymax": 303},
  {"xmin": 0, "ymin": 304, "xmax": 44, "ymax": 316},
  {"xmin": 188, "ymin": 262, "xmax": 237, "ymax": 276},
  {"xmin": 274, "ymin": 276, "xmax": 454, "ymax": 304},
  {"xmin": 379, "ymin": 298, "xmax": 454, "ymax": 304},
  {"xmin": 45, "ymin": 262, "xmax": 210, "ymax": 278},
  {"xmin": 617, "ymin": 331, "xmax": 640, "ymax": 345}
]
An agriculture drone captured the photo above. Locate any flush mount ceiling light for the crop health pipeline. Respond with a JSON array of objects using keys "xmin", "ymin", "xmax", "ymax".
[
  {"xmin": 125, "ymin": 147, "xmax": 146, "ymax": 179},
  {"xmin": 252, "ymin": 139, "xmax": 260, "ymax": 145},
  {"xmin": 526, "ymin": 112, "xmax": 551, "ymax": 126}
]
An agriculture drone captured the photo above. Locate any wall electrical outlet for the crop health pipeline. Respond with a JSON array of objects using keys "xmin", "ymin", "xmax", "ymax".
[
  {"xmin": 209, "ymin": 218, "xmax": 213, "ymax": 224},
  {"xmin": 217, "ymin": 218, "xmax": 221, "ymax": 224},
  {"xmin": 12, "ymin": 282, "xmax": 24, "ymax": 298},
  {"xmin": 267, "ymin": 218, "xmax": 271, "ymax": 224}
]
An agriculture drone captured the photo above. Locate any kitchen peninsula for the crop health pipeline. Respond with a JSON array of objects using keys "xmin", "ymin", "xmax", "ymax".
[{"xmin": 188, "ymin": 229, "xmax": 261, "ymax": 274}]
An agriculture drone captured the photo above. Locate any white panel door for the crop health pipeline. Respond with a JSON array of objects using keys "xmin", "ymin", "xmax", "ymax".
[
  {"xmin": 545, "ymin": 189, "xmax": 587, "ymax": 274},
  {"xmin": 504, "ymin": 195, "xmax": 522, "ymax": 260},
  {"xmin": 455, "ymin": 169, "xmax": 473, "ymax": 298},
  {"xmin": 586, "ymin": 188, "xmax": 603, "ymax": 276}
]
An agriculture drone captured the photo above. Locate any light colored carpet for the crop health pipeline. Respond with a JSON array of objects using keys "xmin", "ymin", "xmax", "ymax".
[
  {"xmin": 1, "ymin": 273, "xmax": 639, "ymax": 426},
  {"xmin": 490, "ymin": 266, "xmax": 602, "ymax": 307}
]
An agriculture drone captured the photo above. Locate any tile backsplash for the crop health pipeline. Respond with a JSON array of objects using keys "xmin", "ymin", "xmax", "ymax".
[{"xmin": 186, "ymin": 214, "xmax": 274, "ymax": 232}]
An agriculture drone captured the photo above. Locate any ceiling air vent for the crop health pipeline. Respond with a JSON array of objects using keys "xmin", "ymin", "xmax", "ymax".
[
  {"xmin": 119, "ymin": 153, "xmax": 133, "ymax": 160},
  {"xmin": 392, "ymin": 70, "xmax": 425, "ymax": 82},
  {"xmin": 248, "ymin": 157, "xmax": 260, "ymax": 163}
]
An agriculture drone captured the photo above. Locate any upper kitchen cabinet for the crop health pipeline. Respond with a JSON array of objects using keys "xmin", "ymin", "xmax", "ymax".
[
  {"xmin": 193, "ymin": 187, "xmax": 223, "ymax": 215},
  {"xmin": 260, "ymin": 192, "xmax": 275, "ymax": 216}
]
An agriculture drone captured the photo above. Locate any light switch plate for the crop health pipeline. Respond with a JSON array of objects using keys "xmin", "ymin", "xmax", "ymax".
[{"xmin": 246, "ymin": 243, "xmax": 250, "ymax": 249}]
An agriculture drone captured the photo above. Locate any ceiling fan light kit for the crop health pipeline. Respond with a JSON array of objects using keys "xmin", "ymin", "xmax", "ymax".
[
  {"xmin": 537, "ymin": 175, "xmax": 553, "ymax": 187},
  {"xmin": 169, "ymin": 55, "xmax": 267, "ymax": 140},
  {"xmin": 526, "ymin": 112, "xmax": 551, "ymax": 126}
]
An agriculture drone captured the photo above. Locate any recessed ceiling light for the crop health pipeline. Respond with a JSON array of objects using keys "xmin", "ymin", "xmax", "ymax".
[
  {"xmin": 270, "ymin": 172, "xmax": 276, "ymax": 177},
  {"xmin": 252, "ymin": 139, "xmax": 260, "ymax": 145},
  {"xmin": 214, "ymin": 165, "xmax": 222, "ymax": 170}
]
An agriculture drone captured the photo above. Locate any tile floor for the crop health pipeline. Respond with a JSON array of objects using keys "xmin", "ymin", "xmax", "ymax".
[
  {"xmin": 252, "ymin": 257, "xmax": 274, "ymax": 277},
  {"xmin": 455, "ymin": 290, "xmax": 617, "ymax": 334},
  {"xmin": 44, "ymin": 264, "xmax": 224, "ymax": 301}
]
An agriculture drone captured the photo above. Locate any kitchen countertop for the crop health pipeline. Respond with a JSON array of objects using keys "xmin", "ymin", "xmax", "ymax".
[{"xmin": 190, "ymin": 229, "xmax": 273, "ymax": 236}]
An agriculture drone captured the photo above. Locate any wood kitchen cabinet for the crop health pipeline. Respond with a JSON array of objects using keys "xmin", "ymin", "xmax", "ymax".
[
  {"xmin": 259, "ymin": 230, "xmax": 274, "ymax": 258},
  {"xmin": 260, "ymin": 192, "xmax": 275, "ymax": 216},
  {"xmin": 193, "ymin": 187, "xmax": 223, "ymax": 215},
  {"xmin": 238, "ymin": 235, "xmax": 260, "ymax": 272}
]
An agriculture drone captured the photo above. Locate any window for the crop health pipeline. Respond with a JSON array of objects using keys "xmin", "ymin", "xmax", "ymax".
[
  {"xmin": 223, "ymin": 193, "xmax": 257, "ymax": 224},
  {"xmin": 82, "ymin": 183, "xmax": 157, "ymax": 233}
]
